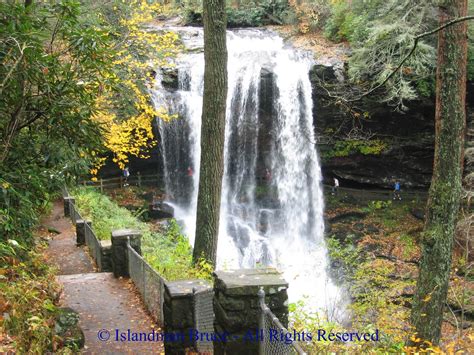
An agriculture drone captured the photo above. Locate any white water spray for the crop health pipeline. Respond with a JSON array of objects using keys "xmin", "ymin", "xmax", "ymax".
[{"xmin": 153, "ymin": 28, "xmax": 342, "ymax": 313}]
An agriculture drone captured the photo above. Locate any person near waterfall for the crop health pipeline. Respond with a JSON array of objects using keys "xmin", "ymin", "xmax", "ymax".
[
  {"xmin": 393, "ymin": 181, "xmax": 402, "ymax": 201},
  {"xmin": 123, "ymin": 167, "xmax": 130, "ymax": 187},
  {"xmin": 332, "ymin": 177, "xmax": 339, "ymax": 195}
]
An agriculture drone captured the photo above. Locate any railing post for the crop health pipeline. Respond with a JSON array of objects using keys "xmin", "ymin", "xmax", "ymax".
[
  {"xmin": 75, "ymin": 219, "xmax": 92, "ymax": 246},
  {"xmin": 163, "ymin": 280, "xmax": 211, "ymax": 355},
  {"xmin": 111, "ymin": 229, "xmax": 141, "ymax": 278},
  {"xmin": 63, "ymin": 196, "xmax": 75, "ymax": 217},
  {"xmin": 258, "ymin": 287, "xmax": 265, "ymax": 355},
  {"xmin": 213, "ymin": 268, "xmax": 289, "ymax": 354},
  {"xmin": 137, "ymin": 172, "xmax": 142, "ymax": 187},
  {"xmin": 100, "ymin": 178, "xmax": 103, "ymax": 193}
]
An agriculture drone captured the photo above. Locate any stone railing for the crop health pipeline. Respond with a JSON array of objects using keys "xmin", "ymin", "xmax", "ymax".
[
  {"xmin": 63, "ymin": 192, "xmax": 298, "ymax": 354},
  {"xmin": 63, "ymin": 191, "xmax": 111, "ymax": 272}
]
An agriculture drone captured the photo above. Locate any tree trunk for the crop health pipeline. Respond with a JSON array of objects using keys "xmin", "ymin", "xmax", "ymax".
[
  {"xmin": 410, "ymin": 0, "xmax": 468, "ymax": 345},
  {"xmin": 192, "ymin": 0, "xmax": 228, "ymax": 266}
]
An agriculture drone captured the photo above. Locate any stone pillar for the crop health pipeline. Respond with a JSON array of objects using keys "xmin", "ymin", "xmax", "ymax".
[
  {"xmin": 213, "ymin": 268, "xmax": 289, "ymax": 354},
  {"xmin": 75, "ymin": 220, "xmax": 91, "ymax": 246},
  {"xmin": 99, "ymin": 240, "xmax": 112, "ymax": 272},
  {"xmin": 111, "ymin": 229, "xmax": 141, "ymax": 278},
  {"xmin": 163, "ymin": 280, "xmax": 211, "ymax": 355},
  {"xmin": 63, "ymin": 196, "xmax": 75, "ymax": 217}
]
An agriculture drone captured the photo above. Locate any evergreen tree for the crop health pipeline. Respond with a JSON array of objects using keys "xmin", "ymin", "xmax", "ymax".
[{"xmin": 411, "ymin": 0, "xmax": 468, "ymax": 345}]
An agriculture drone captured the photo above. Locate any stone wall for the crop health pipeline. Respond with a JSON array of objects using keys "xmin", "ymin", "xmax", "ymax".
[
  {"xmin": 213, "ymin": 268, "xmax": 288, "ymax": 354},
  {"xmin": 163, "ymin": 280, "xmax": 212, "ymax": 354}
]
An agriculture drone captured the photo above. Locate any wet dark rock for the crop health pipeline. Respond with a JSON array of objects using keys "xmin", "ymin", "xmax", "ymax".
[
  {"xmin": 55, "ymin": 307, "xmax": 85, "ymax": 350},
  {"xmin": 141, "ymin": 191, "xmax": 154, "ymax": 202},
  {"xmin": 410, "ymin": 208, "xmax": 425, "ymax": 220},
  {"xmin": 310, "ymin": 64, "xmax": 435, "ymax": 189},
  {"xmin": 329, "ymin": 230, "xmax": 346, "ymax": 242},
  {"xmin": 123, "ymin": 204, "xmax": 138, "ymax": 211},
  {"xmin": 161, "ymin": 67, "xmax": 179, "ymax": 91},
  {"xmin": 149, "ymin": 201, "xmax": 174, "ymax": 219},
  {"xmin": 340, "ymin": 194, "xmax": 360, "ymax": 205},
  {"xmin": 311, "ymin": 63, "xmax": 342, "ymax": 83},
  {"xmin": 366, "ymin": 225, "xmax": 380, "ymax": 235},
  {"xmin": 329, "ymin": 211, "xmax": 368, "ymax": 224},
  {"xmin": 324, "ymin": 221, "xmax": 332, "ymax": 234},
  {"xmin": 330, "ymin": 230, "xmax": 363, "ymax": 244}
]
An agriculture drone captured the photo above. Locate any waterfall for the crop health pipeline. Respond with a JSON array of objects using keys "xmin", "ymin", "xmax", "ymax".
[{"xmin": 153, "ymin": 28, "xmax": 341, "ymax": 313}]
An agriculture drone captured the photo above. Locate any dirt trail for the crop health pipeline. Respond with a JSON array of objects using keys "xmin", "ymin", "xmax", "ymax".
[{"xmin": 43, "ymin": 200, "xmax": 164, "ymax": 354}]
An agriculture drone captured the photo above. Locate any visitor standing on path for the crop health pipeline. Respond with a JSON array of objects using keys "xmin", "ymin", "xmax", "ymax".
[
  {"xmin": 332, "ymin": 177, "xmax": 339, "ymax": 195},
  {"xmin": 123, "ymin": 167, "xmax": 130, "ymax": 187},
  {"xmin": 393, "ymin": 180, "xmax": 402, "ymax": 200}
]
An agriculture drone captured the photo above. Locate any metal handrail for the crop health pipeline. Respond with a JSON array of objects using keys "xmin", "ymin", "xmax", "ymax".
[{"xmin": 258, "ymin": 287, "xmax": 307, "ymax": 355}]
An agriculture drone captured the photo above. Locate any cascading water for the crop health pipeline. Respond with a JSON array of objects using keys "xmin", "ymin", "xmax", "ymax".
[{"xmin": 153, "ymin": 27, "xmax": 342, "ymax": 313}]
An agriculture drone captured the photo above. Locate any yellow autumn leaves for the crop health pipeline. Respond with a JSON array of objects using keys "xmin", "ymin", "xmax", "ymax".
[{"xmin": 91, "ymin": 0, "xmax": 181, "ymax": 175}]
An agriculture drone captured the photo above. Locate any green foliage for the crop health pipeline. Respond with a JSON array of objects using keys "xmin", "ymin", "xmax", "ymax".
[
  {"xmin": 0, "ymin": 1, "xmax": 114, "ymax": 243},
  {"xmin": 326, "ymin": 236, "xmax": 360, "ymax": 277},
  {"xmin": 323, "ymin": 0, "xmax": 353, "ymax": 42},
  {"xmin": 226, "ymin": 6, "xmax": 266, "ymax": 27},
  {"xmin": 73, "ymin": 187, "xmax": 212, "ymax": 280},
  {"xmin": 289, "ymin": 296, "xmax": 406, "ymax": 353},
  {"xmin": 324, "ymin": 0, "xmax": 383, "ymax": 43},
  {"xmin": 323, "ymin": 0, "xmax": 438, "ymax": 108},
  {"xmin": 183, "ymin": 0, "xmax": 293, "ymax": 27},
  {"xmin": 399, "ymin": 233, "xmax": 415, "ymax": 259},
  {"xmin": 365, "ymin": 200, "xmax": 392, "ymax": 212},
  {"xmin": 324, "ymin": 139, "xmax": 387, "ymax": 158},
  {"xmin": 72, "ymin": 187, "xmax": 143, "ymax": 240},
  {"xmin": 361, "ymin": 199, "xmax": 404, "ymax": 228},
  {"xmin": 289, "ymin": 0, "xmax": 332, "ymax": 34},
  {"xmin": 415, "ymin": 76, "xmax": 436, "ymax": 98}
]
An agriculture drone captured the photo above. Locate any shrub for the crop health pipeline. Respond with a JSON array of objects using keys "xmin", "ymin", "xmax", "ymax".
[
  {"xmin": 183, "ymin": 0, "xmax": 293, "ymax": 27},
  {"xmin": 72, "ymin": 187, "xmax": 211, "ymax": 280},
  {"xmin": 0, "ymin": 241, "xmax": 61, "ymax": 353},
  {"xmin": 324, "ymin": 139, "xmax": 387, "ymax": 158}
]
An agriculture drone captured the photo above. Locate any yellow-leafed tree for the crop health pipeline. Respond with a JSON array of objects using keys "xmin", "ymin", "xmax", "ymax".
[{"xmin": 89, "ymin": 0, "xmax": 181, "ymax": 174}]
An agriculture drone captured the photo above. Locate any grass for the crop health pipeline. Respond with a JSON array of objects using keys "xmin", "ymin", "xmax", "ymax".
[{"xmin": 72, "ymin": 187, "xmax": 211, "ymax": 281}]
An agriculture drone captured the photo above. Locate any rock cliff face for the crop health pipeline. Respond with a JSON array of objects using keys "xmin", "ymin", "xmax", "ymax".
[
  {"xmin": 310, "ymin": 64, "xmax": 436, "ymax": 189},
  {"xmin": 157, "ymin": 62, "xmax": 437, "ymax": 189},
  {"xmin": 110, "ymin": 31, "xmax": 472, "ymax": 192}
]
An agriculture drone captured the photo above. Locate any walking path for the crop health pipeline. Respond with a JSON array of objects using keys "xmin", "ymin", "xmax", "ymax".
[{"xmin": 43, "ymin": 200, "xmax": 163, "ymax": 354}]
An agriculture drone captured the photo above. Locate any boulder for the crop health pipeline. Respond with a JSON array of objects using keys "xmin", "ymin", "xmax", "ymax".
[
  {"xmin": 410, "ymin": 208, "xmax": 425, "ymax": 221},
  {"xmin": 149, "ymin": 201, "xmax": 174, "ymax": 219},
  {"xmin": 54, "ymin": 307, "xmax": 85, "ymax": 350}
]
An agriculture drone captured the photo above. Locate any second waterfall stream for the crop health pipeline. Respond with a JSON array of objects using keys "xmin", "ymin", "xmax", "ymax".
[{"xmin": 153, "ymin": 27, "xmax": 343, "ymax": 315}]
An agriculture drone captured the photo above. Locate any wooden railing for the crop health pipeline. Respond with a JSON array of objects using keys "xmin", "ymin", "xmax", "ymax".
[{"xmin": 80, "ymin": 173, "xmax": 164, "ymax": 191}]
